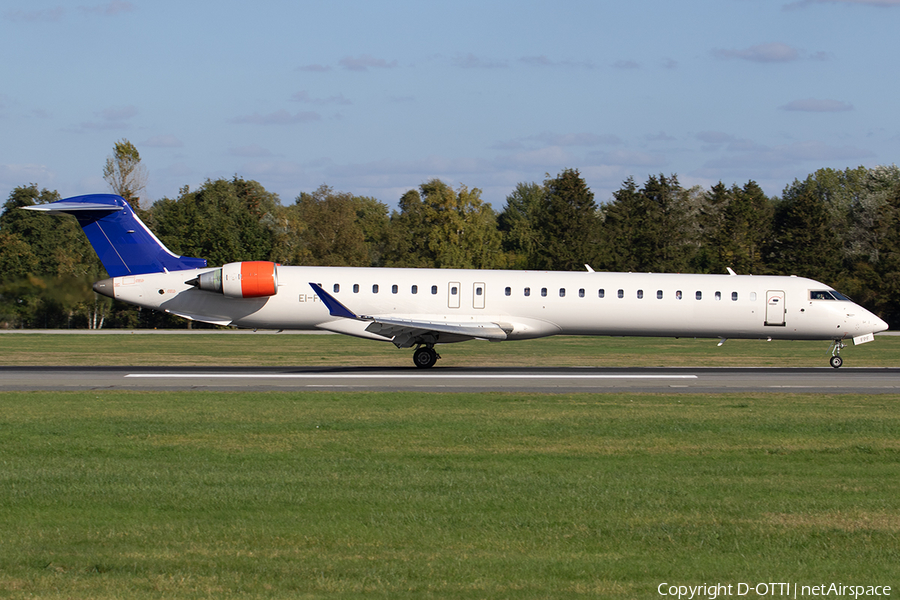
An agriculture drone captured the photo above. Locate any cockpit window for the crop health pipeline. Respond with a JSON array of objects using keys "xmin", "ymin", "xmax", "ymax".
[
  {"xmin": 810, "ymin": 290, "xmax": 851, "ymax": 301},
  {"xmin": 809, "ymin": 290, "xmax": 835, "ymax": 300}
]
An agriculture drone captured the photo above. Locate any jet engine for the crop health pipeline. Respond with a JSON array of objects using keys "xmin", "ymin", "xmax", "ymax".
[{"xmin": 187, "ymin": 261, "xmax": 278, "ymax": 298}]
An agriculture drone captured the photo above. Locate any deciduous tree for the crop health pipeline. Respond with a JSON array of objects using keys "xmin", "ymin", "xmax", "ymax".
[{"xmin": 103, "ymin": 139, "xmax": 148, "ymax": 212}]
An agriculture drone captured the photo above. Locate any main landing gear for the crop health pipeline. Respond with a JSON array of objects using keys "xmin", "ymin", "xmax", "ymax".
[
  {"xmin": 829, "ymin": 340, "xmax": 845, "ymax": 368},
  {"xmin": 413, "ymin": 345, "xmax": 440, "ymax": 368}
]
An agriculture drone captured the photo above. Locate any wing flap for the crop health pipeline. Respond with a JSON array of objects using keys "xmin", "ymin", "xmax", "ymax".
[{"xmin": 365, "ymin": 317, "xmax": 508, "ymax": 341}]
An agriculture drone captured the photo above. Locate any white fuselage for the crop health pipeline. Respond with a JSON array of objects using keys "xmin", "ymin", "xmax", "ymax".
[{"xmin": 101, "ymin": 266, "xmax": 888, "ymax": 344}]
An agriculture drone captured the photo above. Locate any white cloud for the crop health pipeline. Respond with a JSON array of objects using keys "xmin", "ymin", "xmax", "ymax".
[
  {"xmin": 589, "ymin": 149, "xmax": 668, "ymax": 168},
  {"xmin": 613, "ymin": 59, "xmax": 640, "ymax": 69},
  {"xmin": 76, "ymin": 1, "xmax": 136, "ymax": 17},
  {"xmin": 291, "ymin": 91, "xmax": 352, "ymax": 106},
  {"xmin": 711, "ymin": 42, "xmax": 800, "ymax": 63},
  {"xmin": 531, "ymin": 132, "xmax": 624, "ymax": 147},
  {"xmin": 701, "ymin": 140, "xmax": 873, "ymax": 170},
  {"xmin": 696, "ymin": 131, "xmax": 735, "ymax": 144},
  {"xmin": 296, "ymin": 64, "xmax": 332, "ymax": 73},
  {"xmin": 4, "ymin": 7, "xmax": 65, "ymax": 22},
  {"xmin": 143, "ymin": 135, "xmax": 184, "ymax": 148},
  {"xmin": 0, "ymin": 163, "xmax": 54, "ymax": 189},
  {"xmin": 229, "ymin": 144, "xmax": 273, "ymax": 157},
  {"xmin": 785, "ymin": 0, "xmax": 900, "ymax": 7},
  {"xmin": 780, "ymin": 98, "xmax": 854, "ymax": 112},
  {"xmin": 100, "ymin": 105, "xmax": 138, "ymax": 121},
  {"xmin": 231, "ymin": 110, "xmax": 320, "ymax": 125},
  {"xmin": 518, "ymin": 56, "xmax": 596, "ymax": 69},
  {"xmin": 452, "ymin": 53, "xmax": 508, "ymax": 69},
  {"xmin": 338, "ymin": 55, "xmax": 398, "ymax": 72},
  {"xmin": 646, "ymin": 131, "xmax": 676, "ymax": 142}
]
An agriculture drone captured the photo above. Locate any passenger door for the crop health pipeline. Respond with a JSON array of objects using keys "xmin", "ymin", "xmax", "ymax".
[{"xmin": 765, "ymin": 290, "xmax": 785, "ymax": 326}]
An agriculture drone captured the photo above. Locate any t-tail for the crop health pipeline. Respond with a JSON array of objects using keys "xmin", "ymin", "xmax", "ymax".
[{"xmin": 23, "ymin": 194, "xmax": 206, "ymax": 277}]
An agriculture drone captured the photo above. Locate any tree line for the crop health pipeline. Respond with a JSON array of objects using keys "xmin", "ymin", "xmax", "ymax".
[{"xmin": 2, "ymin": 145, "xmax": 899, "ymax": 328}]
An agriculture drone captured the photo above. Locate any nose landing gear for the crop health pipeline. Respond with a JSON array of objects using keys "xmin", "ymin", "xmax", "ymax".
[{"xmin": 828, "ymin": 340, "xmax": 845, "ymax": 368}]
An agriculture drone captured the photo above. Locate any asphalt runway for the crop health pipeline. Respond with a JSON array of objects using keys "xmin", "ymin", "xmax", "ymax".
[{"xmin": 1, "ymin": 366, "xmax": 899, "ymax": 393}]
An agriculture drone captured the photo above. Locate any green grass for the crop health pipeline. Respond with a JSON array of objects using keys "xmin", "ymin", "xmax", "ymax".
[
  {"xmin": 1, "ymin": 391, "xmax": 899, "ymax": 598},
  {"xmin": 0, "ymin": 332, "xmax": 898, "ymax": 367}
]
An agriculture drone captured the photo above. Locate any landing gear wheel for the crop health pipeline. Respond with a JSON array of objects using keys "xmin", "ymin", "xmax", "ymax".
[
  {"xmin": 829, "ymin": 355, "xmax": 843, "ymax": 369},
  {"xmin": 413, "ymin": 347, "xmax": 438, "ymax": 368}
]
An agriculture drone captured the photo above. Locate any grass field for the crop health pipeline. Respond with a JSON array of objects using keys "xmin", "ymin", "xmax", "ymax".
[
  {"xmin": 0, "ymin": 331, "xmax": 898, "ymax": 367},
  {"xmin": 1, "ymin": 391, "xmax": 898, "ymax": 598},
  {"xmin": 0, "ymin": 335, "xmax": 898, "ymax": 598}
]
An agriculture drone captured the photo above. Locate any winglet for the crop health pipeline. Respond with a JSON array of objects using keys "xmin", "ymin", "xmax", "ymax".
[{"xmin": 309, "ymin": 283, "xmax": 359, "ymax": 319}]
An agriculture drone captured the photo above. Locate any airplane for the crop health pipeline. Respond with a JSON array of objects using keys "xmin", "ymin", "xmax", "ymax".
[{"xmin": 24, "ymin": 193, "xmax": 889, "ymax": 368}]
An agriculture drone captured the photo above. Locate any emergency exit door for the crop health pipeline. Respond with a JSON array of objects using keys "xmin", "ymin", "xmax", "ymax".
[
  {"xmin": 473, "ymin": 282, "xmax": 485, "ymax": 309},
  {"xmin": 448, "ymin": 282, "xmax": 460, "ymax": 309}
]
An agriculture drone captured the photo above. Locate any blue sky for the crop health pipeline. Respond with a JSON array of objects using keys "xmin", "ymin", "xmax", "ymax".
[{"xmin": 2, "ymin": 0, "xmax": 898, "ymax": 210}]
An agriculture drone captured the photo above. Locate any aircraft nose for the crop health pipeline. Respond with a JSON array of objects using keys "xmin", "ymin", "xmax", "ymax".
[{"xmin": 874, "ymin": 315, "xmax": 889, "ymax": 333}]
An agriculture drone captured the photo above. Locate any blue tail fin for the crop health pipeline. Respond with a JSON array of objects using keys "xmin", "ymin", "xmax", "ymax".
[{"xmin": 23, "ymin": 194, "xmax": 207, "ymax": 277}]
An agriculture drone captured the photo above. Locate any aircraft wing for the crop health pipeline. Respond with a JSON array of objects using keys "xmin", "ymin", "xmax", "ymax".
[
  {"xmin": 309, "ymin": 282, "xmax": 509, "ymax": 347},
  {"xmin": 364, "ymin": 317, "xmax": 508, "ymax": 342}
]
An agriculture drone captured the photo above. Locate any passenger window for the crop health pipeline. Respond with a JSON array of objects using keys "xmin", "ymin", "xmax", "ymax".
[
  {"xmin": 732, "ymin": 292, "xmax": 738, "ymax": 301},
  {"xmin": 392, "ymin": 284, "xmax": 398, "ymax": 294},
  {"xmin": 353, "ymin": 284, "xmax": 359, "ymax": 293},
  {"xmin": 695, "ymin": 291, "xmax": 702, "ymax": 300},
  {"xmin": 715, "ymin": 291, "xmax": 721, "ymax": 301},
  {"xmin": 657, "ymin": 290, "xmax": 663, "ymax": 299},
  {"xmin": 476, "ymin": 287, "xmax": 483, "ymax": 296},
  {"xmin": 637, "ymin": 289, "xmax": 644, "ymax": 299},
  {"xmin": 559, "ymin": 288, "xmax": 566, "ymax": 297},
  {"xmin": 676, "ymin": 290, "xmax": 683, "ymax": 300},
  {"xmin": 541, "ymin": 288, "xmax": 548, "ymax": 297},
  {"xmin": 750, "ymin": 292, "xmax": 757, "ymax": 301},
  {"xmin": 333, "ymin": 283, "xmax": 340, "ymax": 293},
  {"xmin": 505, "ymin": 287, "xmax": 511, "ymax": 296},
  {"xmin": 598, "ymin": 289, "xmax": 605, "ymax": 298},
  {"xmin": 372, "ymin": 284, "xmax": 379, "ymax": 293},
  {"xmin": 431, "ymin": 285, "xmax": 438, "ymax": 295},
  {"xmin": 411, "ymin": 285, "xmax": 418, "ymax": 294},
  {"xmin": 524, "ymin": 287, "xmax": 531, "ymax": 297},
  {"xmin": 451, "ymin": 286, "xmax": 458, "ymax": 295},
  {"xmin": 617, "ymin": 289, "xmax": 624, "ymax": 299},
  {"xmin": 579, "ymin": 288, "xmax": 585, "ymax": 298}
]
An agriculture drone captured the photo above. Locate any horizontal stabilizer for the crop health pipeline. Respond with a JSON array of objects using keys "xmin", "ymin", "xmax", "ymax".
[{"xmin": 23, "ymin": 201, "xmax": 124, "ymax": 215}]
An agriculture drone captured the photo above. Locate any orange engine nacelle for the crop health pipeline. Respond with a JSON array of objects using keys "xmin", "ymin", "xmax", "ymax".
[{"xmin": 192, "ymin": 261, "xmax": 279, "ymax": 298}]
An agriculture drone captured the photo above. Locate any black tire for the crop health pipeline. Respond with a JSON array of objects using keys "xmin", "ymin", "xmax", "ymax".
[
  {"xmin": 413, "ymin": 347, "xmax": 438, "ymax": 368},
  {"xmin": 829, "ymin": 355, "xmax": 843, "ymax": 369}
]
